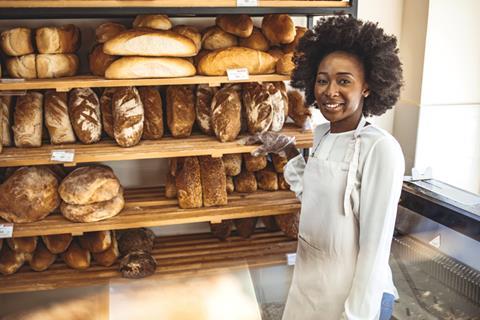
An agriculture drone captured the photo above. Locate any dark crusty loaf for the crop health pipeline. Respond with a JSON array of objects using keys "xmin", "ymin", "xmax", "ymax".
[
  {"xmin": 234, "ymin": 217, "xmax": 258, "ymax": 238},
  {"xmin": 195, "ymin": 84, "xmax": 217, "ymax": 136},
  {"xmin": 12, "ymin": 92, "xmax": 43, "ymax": 147},
  {"xmin": 234, "ymin": 170, "xmax": 257, "ymax": 193},
  {"xmin": 210, "ymin": 220, "xmax": 233, "ymax": 240},
  {"xmin": 63, "ymin": 240, "xmax": 91, "ymax": 270},
  {"xmin": 174, "ymin": 157, "xmax": 203, "ymax": 209},
  {"xmin": 260, "ymin": 216, "xmax": 280, "ymax": 232},
  {"xmin": 79, "ymin": 230, "xmax": 112, "ymax": 253},
  {"xmin": 166, "ymin": 85, "xmax": 195, "ymax": 138},
  {"xmin": 112, "ymin": 86, "xmax": 144, "ymax": 147},
  {"xmin": 99, "ymin": 88, "xmax": 116, "ymax": 138},
  {"xmin": 272, "ymin": 154, "xmax": 288, "ymax": 173},
  {"xmin": 44, "ymin": 90, "xmax": 76, "ymax": 144},
  {"xmin": 287, "ymin": 90, "xmax": 312, "ymax": 128},
  {"xmin": 275, "ymin": 212, "xmax": 300, "ymax": 239},
  {"xmin": 95, "ymin": 22, "xmax": 127, "ymax": 43},
  {"xmin": 199, "ymin": 156, "xmax": 227, "ymax": 207},
  {"xmin": 243, "ymin": 153, "xmax": 267, "ymax": 172},
  {"xmin": 138, "ymin": 86, "xmax": 164, "ymax": 140},
  {"xmin": 117, "ymin": 228, "xmax": 156, "ymax": 256},
  {"xmin": 256, "ymin": 164, "xmax": 279, "ymax": 191},
  {"xmin": 7, "ymin": 236, "xmax": 38, "ymax": 253},
  {"xmin": 89, "ymin": 44, "xmax": 118, "ymax": 77},
  {"xmin": 42, "ymin": 233, "xmax": 73, "ymax": 254},
  {"xmin": 222, "ymin": 153, "xmax": 242, "ymax": 176},
  {"xmin": 93, "ymin": 233, "xmax": 120, "ymax": 267},
  {"xmin": 211, "ymin": 85, "xmax": 242, "ymax": 142},
  {"xmin": 28, "ymin": 241, "xmax": 56, "ymax": 272},
  {"xmin": 216, "ymin": 14, "xmax": 253, "ymax": 38},
  {"xmin": 69, "ymin": 88, "xmax": 102, "ymax": 144},
  {"xmin": 119, "ymin": 250, "xmax": 157, "ymax": 279},
  {"xmin": 242, "ymin": 82, "xmax": 273, "ymax": 134}
]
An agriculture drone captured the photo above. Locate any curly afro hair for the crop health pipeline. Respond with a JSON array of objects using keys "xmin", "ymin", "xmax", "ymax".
[{"xmin": 291, "ymin": 16, "xmax": 403, "ymax": 117}]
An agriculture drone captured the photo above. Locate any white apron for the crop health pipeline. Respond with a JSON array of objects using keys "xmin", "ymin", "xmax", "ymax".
[{"xmin": 282, "ymin": 117, "xmax": 367, "ymax": 320}]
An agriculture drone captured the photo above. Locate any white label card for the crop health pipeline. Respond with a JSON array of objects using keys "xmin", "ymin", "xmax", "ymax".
[
  {"xmin": 286, "ymin": 253, "xmax": 296, "ymax": 266},
  {"xmin": 51, "ymin": 150, "xmax": 75, "ymax": 163},
  {"xmin": 237, "ymin": 0, "xmax": 258, "ymax": 7},
  {"xmin": 227, "ymin": 68, "xmax": 249, "ymax": 81},
  {"xmin": 0, "ymin": 223, "xmax": 14, "ymax": 239},
  {"xmin": 429, "ymin": 235, "xmax": 441, "ymax": 248}
]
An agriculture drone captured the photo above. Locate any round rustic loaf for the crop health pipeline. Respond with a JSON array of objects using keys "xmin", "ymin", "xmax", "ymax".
[
  {"xmin": 222, "ymin": 154, "xmax": 242, "ymax": 176},
  {"xmin": 132, "ymin": 14, "xmax": 172, "ymax": 30},
  {"xmin": 79, "ymin": 230, "xmax": 112, "ymax": 253},
  {"xmin": 42, "ymin": 233, "xmax": 73, "ymax": 254},
  {"xmin": 28, "ymin": 241, "xmax": 56, "ymax": 272},
  {"xmin": 210, "ymin": 220, "xmax": 233, "ymax": 240},
  {"xmin": 261, "ymin": 14, "xmax": 296, "ymax": 45},
  {"xmin": 63, "ymin": 240, "xmax": 91, "ymax": 270},
  {"xmin": 234, "ymin": 170, "xmax": 257, "ymax": 193},
  {"xmin": 117, "ymin": 228, "xmax": 155, "ymax": 256},
  {"xmin": 119, "ymin": 250, "xmax": 157, "ymax": 279},
  {"xmin": 201, "ymin": 26, "xmax": 238, "ymax": 51},
  {"xmin": 95, "ymin": 22, "xmax": 127, "ymax": 43},
  {"xmin": 238, "ymin": 27, "xmax": 269, "ymax": 51},
  {"xmin": 216, "ymin": 14, "xmax": 253, "ymax": 38},
  {"xmin": 93, "ymin": 234, "xmax": 119, "ymax": 267},
  {"xmin": 172, "ymin": 25, "xmax": 202, "ymax": 52},
  {"xmin": 0, "ymin": 245, "xmax": 26, "ymax": 275}
]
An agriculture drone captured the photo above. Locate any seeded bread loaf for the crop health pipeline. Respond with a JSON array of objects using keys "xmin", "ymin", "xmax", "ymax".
[{"xmin": 198, "ymin": 156, "xmax": 227, "ymax": 207}]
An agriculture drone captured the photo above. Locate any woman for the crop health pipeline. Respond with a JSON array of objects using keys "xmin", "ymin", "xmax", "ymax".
[{"xmin": 247, "ymin": 16, "xmax": 404, "ymax": 319}]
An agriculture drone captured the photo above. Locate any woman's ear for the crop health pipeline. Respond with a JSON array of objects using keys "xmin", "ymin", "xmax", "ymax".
[{"xmin": 362, "ymin": 87, "xmax": 370, "ymax": 98}]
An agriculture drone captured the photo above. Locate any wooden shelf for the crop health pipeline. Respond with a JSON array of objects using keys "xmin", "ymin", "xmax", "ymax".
[
  {"xmin": 6, "ymin": 186, "xmax": 300, "ymax": 238},
  {"xmin": 0, "ymin": 230, "xmax": 297, "ymax": 294},
  {"xmin": 0, "ymin": 124, "xmax": 313, "ymax": 167},
  {"xmin": 0, "ymin": 74, "xmax": 290, "ymax": 92}
]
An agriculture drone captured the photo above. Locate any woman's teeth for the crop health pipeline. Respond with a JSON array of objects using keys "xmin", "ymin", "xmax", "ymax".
[{"xmin": 324, "ymin": 103, "xmax": 342, "ymax": 110}]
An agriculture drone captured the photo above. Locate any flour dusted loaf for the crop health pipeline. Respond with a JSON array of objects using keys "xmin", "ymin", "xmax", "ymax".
[
  {"xmin": 234, "ymin": 170, "xmax": 257, "ymax": 193},
  {"xmin": 28, "ymin": 242, "xmax": 56, "ymax": 272},
  {"xmin": 174, "ymin": 157, "xmax": 203, "ymax": 209},
  {"xmin": 79, "ymin": 230, "xmax": 112, "ymax": 253},
  {"xmin": 37, "ymin": 53, "xmax": 79, "ymax": 78},
  {"xmin": 104, "ymin": 29, "xmax": 196, "ymax": 57},
  {"xmin": 63, "ymin": 240, "xmax": 91, "ymax": 270},
  {"xmin": 0, "ymin": 27, "xmax": 34, "ymax": 56},
  {"xmin": 59, "ymin": 165, "xmax": 121, "ymax": 205},
  {"xmin": 172, "ymin": 25, "xmax": 202, "ymax": 52},
  {"xmin": 216, "ymin": 14, "xmax": 253, "ymax": 38},
  {"xmin": 138, "ymin": 86, "xmax": 164, "ymax": 140},
  {"xmin": 234, "ymin": 217, "xmax": 258, "ymax": 238},
  {"xmin": 211, "ymin": 85, "xmax": 242, "ymax": 142},
  {"xmin": 93, "ymin": 233, "xmax": 119, "ymax": 267},
  {"xmin": 210, "ymin": 220, "xmax": 233, "ymax": 240},
  {"xmin": 201, "ymin": 26, "xmax": 238, "ymax": 51},
  {"xmin": 199, "ymin": 156, "xmax": 227, "ymax": 207},
  {"xmin": 89, "ymin": 44, "xmax": 117, "ymax": 77},
  {"xmin": 166, "ymin": 85, "xmax": 195, "ymax": 138},
  {"xmin": 42, "ymin": 234, "xmax": 73, "ymax": 254},
  {"xmin": 12, "ymin": 91, "xmax": 43, "ymax": 147},
  {"xmin": 222, "ymin": 153, "xmax": 242, "ymax": 176},
  {"xmin": 99, "ymin": 88, "xmax": 116, "ymax": 138},
  {"xmin": 1, "ymin": 96, "xmax": 13, "ymax": 146},
  {"xmin": 0, "ymin": 167, "xmax": 60, "ymax": 223},
  {"xmin": 198, "ymin": 47, "xmax": 276, "ymax": 76},
  {"xmin": 112, "ymin": 86, "xmax": 144, "ymax": 147},
  {"xmin": 60, "ymin": 187, "xmax": 124, "ymax": 222},
  {"xmin": 120, "ymin": 250, "xmax": 157, "ymax": 279},
  {"xmin": 243, "ymin": 153, "xmax": 267, "ymax": 172},
  {"xmin": 0, "ymin": 245, "xmax": 26, "ymax": 275},
  {"xmin": 261, "ymin": 14, "xmax": 296, "ymax": 45},
  {"xmin": 117, "ymin": 228, "xmax": 155, "ymax": 255},
  {"xmin": 44, "ymin": 91, "xmax": 76, "ymax": 144},
  {"xmin": 7, "ymin": 236, "xmax": 38, "ymax": 253},
  {"xmin": 96, "ymin": 22, "xmax": 127, "ymax": 43},
  {"xmin": 242, "ymin": 82, "xmax": 273, "ymax": 134},
  {"xmin": 69, "ymin": 87, "xmax": 102, "ymax": 144},
  {"xmin": 132, "ymin": 14, "xmax": 172, "ymax": 30},
  {"xmin": 6, "ymin": 54, "xmax": 36, "ymax": 79},
  {"xmin": 105, "ymin": 56, "xmax": 196, "ymax": 79},
  {"xmin": 238, "ymin": 27, "xmax": 269, "ymax": 51},
  {"xmin": 267, "ymin": 82, "xmax": 287, "ymax": 131},
  {"xmin": 195, "ymin": 84, "xmax": 216, "ymax": 135},
  {"xmin": 35, "ymin": 24, "xmax": 80, "ymax": 54}
]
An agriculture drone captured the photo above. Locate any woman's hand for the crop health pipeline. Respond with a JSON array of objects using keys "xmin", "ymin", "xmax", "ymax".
[{"xmin": 243, "ymin": 132, "xmax": 298, "ymax": 158}]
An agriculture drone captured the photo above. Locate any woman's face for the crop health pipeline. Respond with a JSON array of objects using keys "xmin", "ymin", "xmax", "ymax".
[{"xmin": 314, "ymin": 51, "xmax": 369, "ymax": 132}]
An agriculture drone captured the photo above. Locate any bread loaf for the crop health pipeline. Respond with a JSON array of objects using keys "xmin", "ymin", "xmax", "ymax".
[
  {"xmin": 93, "ymin": 233, "xmax": 119, "ymax": 267},
  {"xmin": 44, "ymin": 91, "xmax": 76, "ymax": 144},
  {"xmin": 28, "ymin": 241, "xmax": 56, "ymax": 272},
  {"xmin": 96, "ymin": 22, "xmax": 127, "ymax": 43},
  {"xmin": 99, "ymin": 88, "xmax": 116, "ymax": 138},
  {"xmin": 59, "ymin": 166, "xmax": 121, "ymax": 205},
  {"xmin": 278, "ymin": 173, "xmax": 290, "ymax": 190},
  {"xmin": 175, "ymin": 157, "xmax": 203, "ymax": 209},
  {"xmin": 256, "ymin": 164, "xmax": 278, "ymax": 191},
  {"xmin": 194, "ymin": 49, "xmax": 211, "ymax": 67},
  {"xmin": 211, "ymin": 86, "xmax": 242, "ymax": 142},
  {"xmin": 222, "ymin": 154, "xmax": 242, "ymax": 176},
  {"xmin": 195, "ymin": 84, "xmax": 216, "ymax": 135},
  {"xmin": 234, "ymin": 217, "xmax": 258, "ymax": 238},
  {"xmin": 89, "ymin": 44, "xmax": 117, "ymax": 77},
  {"xmin": 63, "ymin": 240, "xmax": 91, "ymax": 270},
  {"xmin": 210, "ymin": 220, "xmax": 233, "ymax": 240},
  {"xmin": 1, "ymin": 96, "xmax": 13, "ymax": 146},
  {"xmin": 287, "ymin": 90, "xmax": 311, "ymax": 128},
  {"xmin": 272, "ymin": 154, "xmax": 288, "ymax": 173},
  {"xmin": 0, "ymin": 104, "xmax": 3, "ymax": 153},
  {"xmin": 138, "ymin": 86, "xmax": 163, "ymax": 140},
  {"xmin": 268, "ymin": 47, "xmax": 284, "ymax": 65},
  {"xmin": 79, "ymin": 230, "xmax": 112, "ymax": 253},
  {"xmin": 276, "ymin": 52, "xmax": 295, "ymax": 76},
  {"xmin": 7, "ymin": 236, "xmax": 38, "ymax": 253},
  {"xmin": 165, "ymin": 167, "xmax": 177, "ymax": 199},
  {"xmin": 132, "ymin": 14, "xmax": 172, "ymax": 30},
  {"xmin": 6, "ymin": 54, "xmax": 37, "ymax": 79},
  {"xmin": 275, "ymin": 212, "xmax": 299, "ymax": 239},
  {"xmin": 243, "ymin": 153, "xmax": 267, "ymax": 172},
  {"xmin": 117, "ymin": 228, "xmax": 155, "ymax": 255},
  {"xmin": 172, "ymin": 25, "xmax": 201, "ymax": 52},
  {"xmin": 242, "ymin": 82, "xmax": 273, "ymax": 134},
  {"xmin": 202, "ymin": 26, "xmax": 238, "ymax": 51},
  {"xmin": 238, "ymin": 27, "xmax": 269, "ymax": 51},
  {"xmin": 104, "ymin": 29, "xmax": 196, "ymax": 57},
  {"xmin": 112, "ymin": 86, "xmax": 144, "ymax": 147},
  {"xmin": 267, "ymin": 82, "xmax": 287, "ymax": 131},
  {"xmin": 69, "ymin": 87, "xmax": 102, "ymax": 144},
  {"xmin": 282, "ymin": 26, "xmax": 307, "ymax": 53},
  {"xmin": 199, "ymin": 156, "xmax": 227, "ymax": 207},
  {"xmin": 0, "ymin": 245, "xmax": 25, "ymax": 275},
  {"xmin": 198, "ymin": 47, "xmax": 276, "ymax": 76},
  {"xmin": 261, "ymin": 14, "xmax": 296, "ymax": 45},
  {"xmin": 120, "ymin": 250, "xmax": 157, "ymax": 279},
  {"xmin": 0, "ymin": 27, "xmax": 34, "ymax": 56},
  {"xmin": 37, "ymin": 53, "xmax": 79, "ymax": 78},
  {"xmin": 234, "ymin": 170, "xmax": 257, "ymax": 193},
  {"xmin": 260, "ymin": 216, "xmax": 279, "ymax": 232},
  {"xmin": 216, "ymin": 14, "xmax": 253, "ymax": 38},
  {"xmin": 226, "ymin": 175, "xmax": 234, "ymax": 194},
  {"xmin": 35, "ymin": 24, "xmax": 80, "ymax": 54},
  {"xmin": 105, "ymin": 56, "xmax": 196, "ymax": 79},
  {"xmin": 42, "ymin": 234, "xmax": 73, "ymax": 254},
  {"xmin": 166, "ymin": 85, "xmax": 195, "ymax": 138},
  {"xmin": 60, "ymin": 187, "xmax": 125, "ymax": 223},
  {"xmin": 12, "ymin": 92, "xmax": 43, "ymax": 147}
]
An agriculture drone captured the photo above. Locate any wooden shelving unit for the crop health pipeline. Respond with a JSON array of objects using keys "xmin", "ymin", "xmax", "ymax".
[
  {"xmin": 7, "ymin": 187, "xmax": 300, "ymax": 238},
  {"xmin": 0, "ymin": 124, "xmax": 313, "ymax": 167},
  {"xmin": 0, "ymin": 230, "xmax": 297, "ymax": 294}
]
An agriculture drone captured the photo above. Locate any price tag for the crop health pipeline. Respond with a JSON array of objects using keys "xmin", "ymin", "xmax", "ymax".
[
  {"xmin": 0, "ymin": 78, "xmax": 25, "ymax": 83},
  {"xmin": 227, "ymin": 68, "xmax": 249, "ymax": 81},
  {"xmin": 0, "ymin": 223, "xmax": 14, "ymax": 239},
  {"xmin": 236, "ymin": 0, "xmax": 258, "ymax": 6},
  {"xmin": 286, "ymin": 253, "xmax": 296, "ymax": 266},
  {"xmin": 51, "ymin": 150, "xmax": 75, "ymax": 163}
]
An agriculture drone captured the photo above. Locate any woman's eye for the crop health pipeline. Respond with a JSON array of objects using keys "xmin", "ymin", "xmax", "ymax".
[
  {"xmin": 317, "ymin": 79, "xmax": 328, "ymax": 85},
  {"xmin": 338, "ymin": 79, "xmax": 351, "ymax": 85}
]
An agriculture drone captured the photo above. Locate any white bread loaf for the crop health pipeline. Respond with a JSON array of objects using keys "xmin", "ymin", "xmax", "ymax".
[
  {"xmin": 201, "ymin": 26, "xmax": 238, "ymax": 51},
  {"xmin": 36, "ymin": 53, "xmax": 79, "ymax": 78},
  {"xmin": 89, "ymin": 44, "xmax": 117, "ymax": 77},
  {"xmin": 112, "ymin": 86, "xmax": 144, "ymax": 147},
  {"xmin": 0, "ymin": 27, "xmax": 34, "ymax": 56},
  {"xmin": 44, "ymin": 90, "xmax": 76, "ymax": 144},
  {"xmin": 13, "ymin": 92, "xmax": 43, "ymax": 147},
  {"xmin": 238, "ymin": 27, "xmax": 269, "ymax": 51},
  {"xmin": 172, "ymin": 25, "xmax": 201, "ymax": 52},
  {"xmin": 198, "ymin": 47, "xmax": 276, "ymax": 76},
  {"xmin": 69, "ymin": 88, "xmax": 102, "ymax": 144},
  {"xmin": 216, "ymin": 14, "xmax": 253, "ymax": 38},
  {"xmin": 103, "ymin": 29, "xmax": 196, "ymax": 57},
  {"xmin": 138, "ymin": 86, "xmax": 164, "ymax": 140},
  {"xmin": 105, "ymin": 56, "xmax": 196, "ymax": 79},
  {"xmin": 261, "ymin": 14, "xmax": 296, "ymax": 45},
  {"xmin": 132, "ymin": 14, "xmax": 172, "ymax": 30},
  {"xmin": 6, "ymin": 54, "xmax": 37, "ymax": 79},
  {"xmin": 35, "ymin": 25, "xmax": 80, "ymax": 54},
  {"xmin": 0, "ymin": 96, "xmax": 13, "ymax": 146},
  {"xmin": 96, "ymin": 22, "xmax": 127, "ymax": 43}
]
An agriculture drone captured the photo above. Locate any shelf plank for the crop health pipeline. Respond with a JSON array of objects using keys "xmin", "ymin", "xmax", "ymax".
[
  {"xmin": 0, "ymin": 124, "xmax": 313, "ymax": 167},
  {"xmin": 0, "ymin": 1, "xmax": 349, "ymax": 8},
  {"xmin": 0, "ymin": 74, "xmax": 290, "ymax": 92},
  {"xmin": 5, "ymin": 186, "xmax": 300, "ymax": 237},
  {"xmin": 0, "ymin": 230, "xmax": 297, "ymax": 294}
]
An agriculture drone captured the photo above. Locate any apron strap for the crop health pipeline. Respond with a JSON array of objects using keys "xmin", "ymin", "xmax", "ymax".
[{"xmin": 343, "ymin": 116, "xmax": 366, "ymax": 216}]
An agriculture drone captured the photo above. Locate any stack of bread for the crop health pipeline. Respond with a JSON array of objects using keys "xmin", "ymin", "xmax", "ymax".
[
  {"xmin": 58, "ymin": 166, "xmax": 125, "ymax": 223},
  {"xmin": 1, "ymin": 25, "xmax": 80, "ymax": 79},
  {"xmin": 89, "ymin": 22, "xmax": 126, "ymax": 77},
  {"xmin": 117, "ymin": 228, "xmax": 157, "ymax": 279},
  {"xmin": 102, "ymin": 15, "xmax": 198, "ymax": 79}
]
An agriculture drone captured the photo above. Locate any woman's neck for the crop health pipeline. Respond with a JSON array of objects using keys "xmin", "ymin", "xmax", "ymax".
[{"xmin": 330, "ymin": 109, "xmax": 363, "ymax": 133}]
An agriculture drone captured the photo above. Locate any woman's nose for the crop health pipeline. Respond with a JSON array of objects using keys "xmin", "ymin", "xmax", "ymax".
[{"xmin": 325, "ymin": 82, "xmax": 339, "ymax": 97}]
